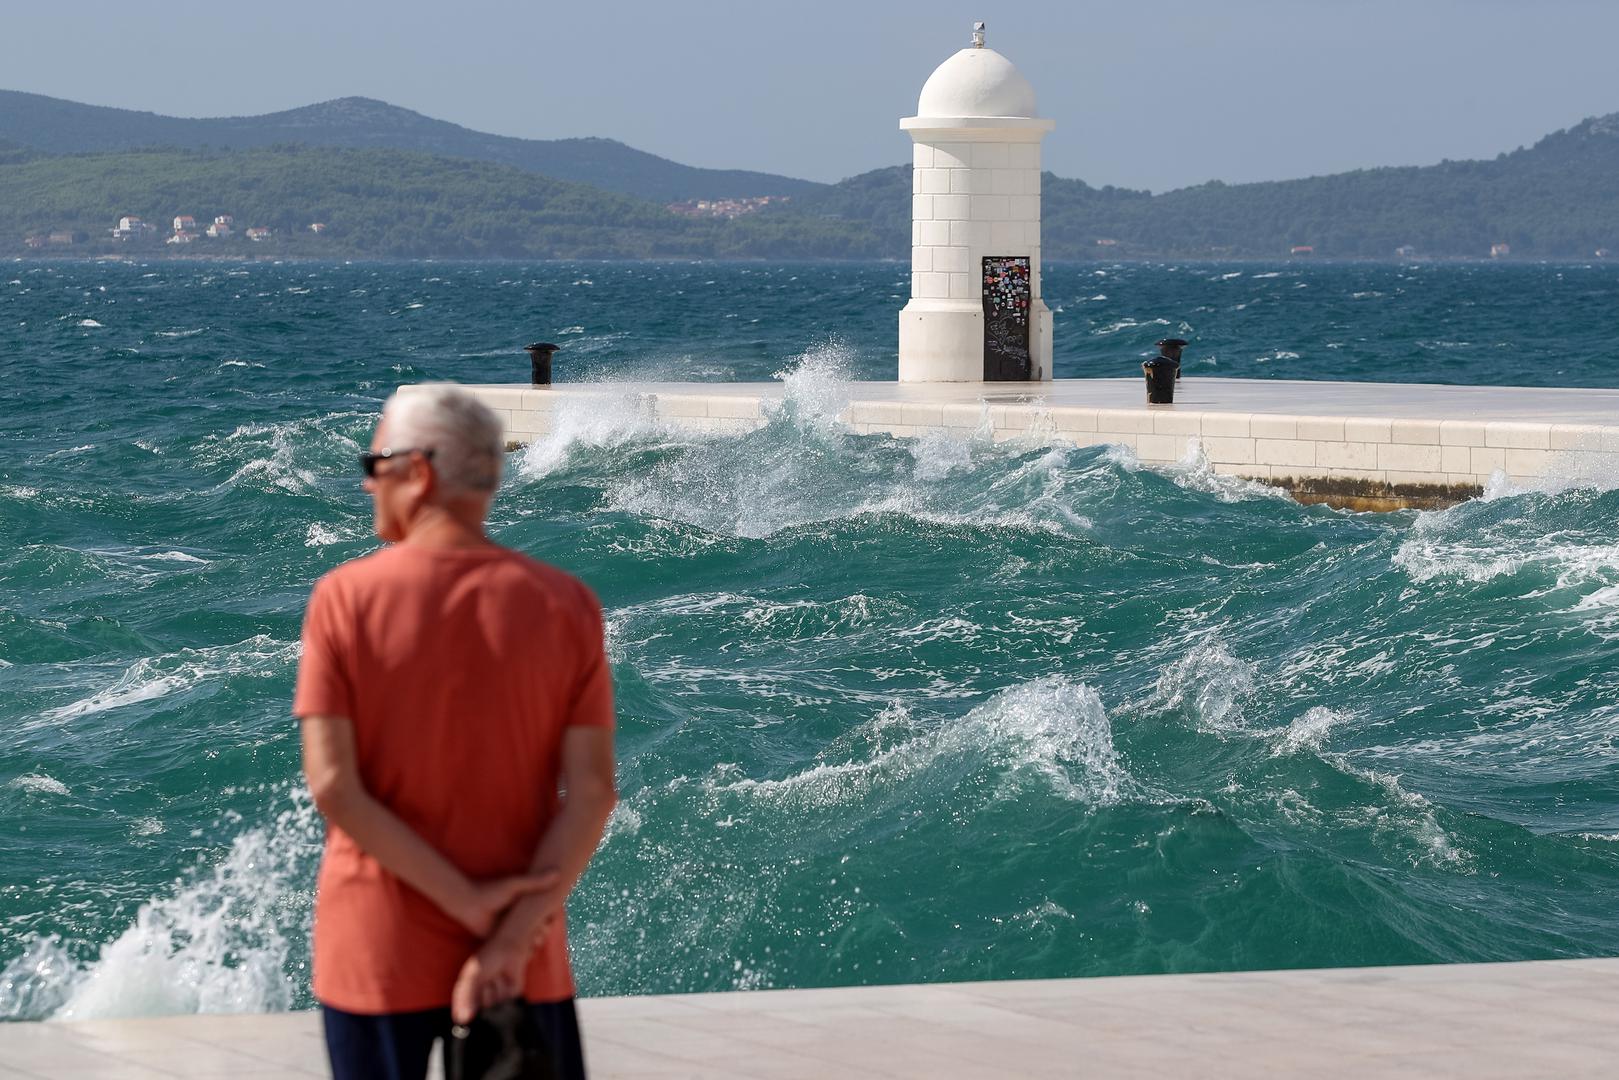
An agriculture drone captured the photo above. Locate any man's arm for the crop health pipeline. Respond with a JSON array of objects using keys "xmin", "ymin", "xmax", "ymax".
[
  {"xmin": 300, "ymin": 714, "xmax": 553, "ymax": 937},
  {"xmin": 450, "ymin": 725, "xmax": 617, "ymax": 1021},
  {"xmin": 501, "ymin": 725, "xmax": 618, "ymax": 946}
]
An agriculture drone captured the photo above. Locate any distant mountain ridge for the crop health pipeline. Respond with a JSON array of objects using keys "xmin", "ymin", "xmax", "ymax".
[
  {"xmin": 2, "ymin": 90, "xmax": 1616, "ymax": 259},
  {"xmin": 0, "ymin": 90, "xmax": 822, "ymax": 203}
]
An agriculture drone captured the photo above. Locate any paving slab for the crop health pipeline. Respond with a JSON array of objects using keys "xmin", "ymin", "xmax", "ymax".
[{"xmin": 3, "ymin": 959, "xmax": 1616, "ymax": 1078}]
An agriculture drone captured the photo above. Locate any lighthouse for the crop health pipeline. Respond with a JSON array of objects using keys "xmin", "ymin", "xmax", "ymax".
[{"xmin": 899, "ymin": 23, "xmax": 1054, "ymax": 383}]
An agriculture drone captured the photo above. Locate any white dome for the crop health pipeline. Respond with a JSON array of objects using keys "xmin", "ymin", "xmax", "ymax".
[{"xmin": 916, "ymin": 46, "xmax": 1038, "ymax": 119}]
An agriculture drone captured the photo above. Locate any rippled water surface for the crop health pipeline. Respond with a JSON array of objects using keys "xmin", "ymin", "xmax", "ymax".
[{"xmin": 2, "ymin": 260, "xmax": 1618, "ymax": 1019}]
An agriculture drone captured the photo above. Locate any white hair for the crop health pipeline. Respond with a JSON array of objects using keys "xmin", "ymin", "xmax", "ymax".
[{"xmin": 381, "ymin": 386, "xmax": 504, "ymax": 495}]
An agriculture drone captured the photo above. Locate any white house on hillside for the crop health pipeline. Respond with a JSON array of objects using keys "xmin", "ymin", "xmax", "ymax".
[{"xmin": 113, "ymin": 216, "xmax": 153, "ymax": 240}]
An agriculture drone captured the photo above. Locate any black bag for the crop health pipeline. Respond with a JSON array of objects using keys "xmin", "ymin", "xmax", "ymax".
[{"xmin": 446, "ymin": 999, "xmax": 559, "ymax": 1080}]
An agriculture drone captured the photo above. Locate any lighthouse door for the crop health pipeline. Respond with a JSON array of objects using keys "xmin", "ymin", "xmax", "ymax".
[{"xmin": 982, "ymin": 256, "xmax": 1032, "ymax": 381}]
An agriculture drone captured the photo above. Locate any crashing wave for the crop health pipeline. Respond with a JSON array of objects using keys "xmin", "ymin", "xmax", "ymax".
[
  {"xmin": 0, "ymin": 789, "xmax": 320, "ymax": 1021},
  {"xmin": 709, "ymin": 676, "xmax": 1135, "ymax": 810}
]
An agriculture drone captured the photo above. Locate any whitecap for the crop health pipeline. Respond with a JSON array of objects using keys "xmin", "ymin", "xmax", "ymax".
[
  {"xmin": 601, "ymin": 802, "xmax": 643, "ymax": 842},
  {"xmin": 516, "ymin": 389, "xmax": 667, "ymax": 479},
  {"xmin": 1573, "ymin": 583, "xmax": 1619, "ymax": 611},
  {"xmin": 39, "ymin": 635, "xmax": 297, "ymax": 725},
  {"xmin": 518, "ymin": 341, "xmax": 848, "ymax": 494},
  {"xmin": 77, "ymin": 546, "xmax": 211, "ymax": 581},
  {"xmin": 45, "ymin": 671, "xmax": 189, "ymax": 722},
  {"xmin": 909, "ymin": 428, "xmax": 974, "ymax": 482},
  {"xmin": 77, "ymin": 319, "xmax": 104, "ymax": 328},
  {"xmin": 558, "ymin": 325, "xmax": 586, "ymax": 335},
  {"xmin": 199, "ymin": 412, "xmax": 365, "ymax": 495},
  {"xmin": 1093, "ymin": 317, "xmax": 1170, "ymax": 336},
  {"xmin": 1273, "ymin": 706, "xmax": 1347, "ymax": 756},
  {"xmin": 303, "ymin": 522, "xmax": 364, "ymax": 547},
  {"xmin": 7, "ymin": 774, "xmax": 69, "ymax": 796},
  {"xmin": 523, "ymin": 355, "xmax": 1111, "ymax": 545},
  {"xmin": 1333, "ymin": 762, "xmax": 1472, "ymax": 870},
  {"xmin": 1154, "ymin": 638, "xmax": 1259, "ymax": 735},
  {"xmin": 1007, "ymin": 899, "xmax": 1075, "ymax": 926},
  {"xmin": 1395, "ymin": 527, "xmax": 1619, "ymax": 589},
  {"xmin": 1166, "ymin": 439, "xmax": 1289, "ymax": 503},
  {"xmin": 767, "ymin": 340, "xmax": 856, "ymax": 427},
  {"xmin": 1102, "ymin": 443, "xmax": 1141, "ymax": 471},
  {"xmin": 1479, "ymin": 450, "xmax": 1619, "ymax": 501},
  {"xmin": 149, "ymin": 551, "xmax": 206, "ymax": 564},
  {"xmin": 713, "ymin": 676, "xmax": 1135, "ymax": 810}
]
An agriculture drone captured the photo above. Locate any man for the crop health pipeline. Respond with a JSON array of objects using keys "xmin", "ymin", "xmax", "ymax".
[{"xmin": 294, "ymin": 385, "xmax": 617, "ymax": 1080}]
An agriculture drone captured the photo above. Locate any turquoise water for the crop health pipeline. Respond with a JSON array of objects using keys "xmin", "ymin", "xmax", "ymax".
[{"xmin": 2, "ymin": 260, "xmax": 1618, "ymax": 1020}]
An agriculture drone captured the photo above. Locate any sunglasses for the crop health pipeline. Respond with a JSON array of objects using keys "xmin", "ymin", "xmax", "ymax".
[{"xmin": 359, "ymin": 447, "xmax": 434, "ymax": 479}]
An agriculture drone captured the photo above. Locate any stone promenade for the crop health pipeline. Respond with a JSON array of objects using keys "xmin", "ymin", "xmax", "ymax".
[{"xmin": 2, "ymin": 958, "xmax": 1614, "ymax": 1078}]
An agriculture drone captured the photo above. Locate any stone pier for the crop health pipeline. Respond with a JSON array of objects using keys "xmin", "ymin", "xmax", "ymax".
[{"xmin": 401, "ymin": 377, "xmax": 1619, "ymax": 511}]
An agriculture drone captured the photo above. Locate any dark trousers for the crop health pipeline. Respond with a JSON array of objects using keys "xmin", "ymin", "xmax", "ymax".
[{"xmin": 322, "ymin": 999, "xmax": 586, "ymax": 1080}]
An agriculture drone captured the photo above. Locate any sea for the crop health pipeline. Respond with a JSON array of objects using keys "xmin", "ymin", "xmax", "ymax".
[{"xmin": 2, "ymin": 259, "xmax": 1618, "ymax": 1020}]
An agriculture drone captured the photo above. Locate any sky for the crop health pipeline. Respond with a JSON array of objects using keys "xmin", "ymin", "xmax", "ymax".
[{"xmin": 7, "ymin": 0, "xmax": 1619, "ymax": 192}]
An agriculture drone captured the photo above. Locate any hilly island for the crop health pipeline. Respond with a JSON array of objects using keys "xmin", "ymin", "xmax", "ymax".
[{"xmin": 1, "ymin": 91, "xmax": 1616, "ymax": 261}]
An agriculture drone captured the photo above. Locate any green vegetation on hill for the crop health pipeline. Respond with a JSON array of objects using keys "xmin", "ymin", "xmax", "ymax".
[
  {"xmin": 0, "ymin": 145, "xmax": 868, "ymax": 259},
  {"xmin": 0, "ymin": 138, "xmax": 34, "ymax": 167},
  {"xmin": 0, "ymin": 91, "xmax": 822, "ymax": 203},
  {"xmin": 777, "ymin": 115, "xmax": 1619, "ymax": 259}
]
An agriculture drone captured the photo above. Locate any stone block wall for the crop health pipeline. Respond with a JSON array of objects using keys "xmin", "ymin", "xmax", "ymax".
[{"xmin": 909, "ymin": 140, "xmax": 1042, "ymax": 302}]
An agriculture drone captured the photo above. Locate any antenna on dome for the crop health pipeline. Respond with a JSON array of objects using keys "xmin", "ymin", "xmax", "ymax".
[{"xmin": 971, "ymin": 21, "xmax": 986, "ymax": 48}]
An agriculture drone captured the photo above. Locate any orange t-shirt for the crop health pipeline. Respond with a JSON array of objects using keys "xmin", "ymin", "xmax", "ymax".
[{"xmin": 292, "ymin": 543, "xmax": 613, "ymax": 1015}]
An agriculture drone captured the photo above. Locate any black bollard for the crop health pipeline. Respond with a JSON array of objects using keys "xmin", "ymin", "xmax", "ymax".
[
  {"xmin": 524, "ymin": 342, "xmax": 558, "ymax": 386},
  {"xmin": 1155, "ymin": 338, "xmax": 1189, "ymax": 382},
  {"xmin": 1143, "ymin": 357, "xmax": 1177, "ymax": 404}
]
